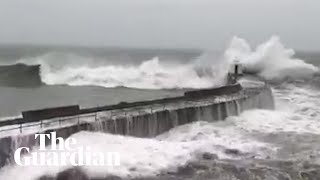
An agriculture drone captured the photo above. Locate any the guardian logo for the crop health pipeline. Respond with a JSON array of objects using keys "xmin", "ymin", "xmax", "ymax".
[{"xmin": 14, "ymin": 132, "xmax": 120, "ymax": 166}]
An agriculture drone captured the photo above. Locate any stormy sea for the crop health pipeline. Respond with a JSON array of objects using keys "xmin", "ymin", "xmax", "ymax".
[{"xmin": 0, "ymin": 36, "xmax": 320, "ymax": 180}]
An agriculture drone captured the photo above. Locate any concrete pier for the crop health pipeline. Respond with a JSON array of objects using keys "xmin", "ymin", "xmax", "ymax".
[{"xmin": 0, "ymin": 79, "xmax": 274, "ymax": 168}]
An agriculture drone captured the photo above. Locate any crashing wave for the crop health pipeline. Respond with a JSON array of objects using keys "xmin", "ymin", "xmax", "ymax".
[
  {"xmin": 1, "ymin": 36, "xmax": 318, "ymax": 88},
  {"xmin": 224, "ymin": 36, "xmax": 319, "ymax": 82},
  {"xmin": 14, "ymin": 52, "xmax": 228, "ymax": 89}
]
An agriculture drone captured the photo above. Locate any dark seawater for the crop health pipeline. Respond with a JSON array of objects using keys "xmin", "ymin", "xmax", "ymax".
[{"xmin": 0, "ymin": 85, "xmax": 184, "ymax": 118}]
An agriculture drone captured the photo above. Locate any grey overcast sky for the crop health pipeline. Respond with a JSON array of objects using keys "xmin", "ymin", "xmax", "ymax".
[{"xmin": 0, "ymin": 0, "xmax": 318, "ymax": 50}]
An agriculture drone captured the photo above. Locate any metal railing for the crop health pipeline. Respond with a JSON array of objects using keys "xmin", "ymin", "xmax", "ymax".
[{"xmin": 0, "ymin": 104, "xmax": 165, "ymax": 134}]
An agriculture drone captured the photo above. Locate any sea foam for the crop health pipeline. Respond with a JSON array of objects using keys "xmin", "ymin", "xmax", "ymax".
[{"xmin": 0, "ymin": 120, "xmax": 272, "ymax": 180}]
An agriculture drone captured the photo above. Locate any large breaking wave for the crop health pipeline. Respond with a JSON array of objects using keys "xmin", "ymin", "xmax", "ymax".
[
  {"xmin": 0, "ymin": 36, "xmax": 318, "ymax": 89},
  {"xmin": 40, "ymin": 56, "xmax": 228, "ymax": 89},
  {"xmin": 12, "ymin": 53, "xmax": 228, "ymax": 89}
]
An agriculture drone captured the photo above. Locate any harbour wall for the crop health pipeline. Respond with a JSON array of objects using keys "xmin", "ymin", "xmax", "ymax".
[{"xmin": 0, "ymin": 83, "xmax": 274, "ymax": 168}]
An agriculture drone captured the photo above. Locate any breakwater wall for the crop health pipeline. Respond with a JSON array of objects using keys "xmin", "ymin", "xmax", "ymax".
[{"xmin": 0, "ymin": 82, "xmax": 274, "ymax": 168}]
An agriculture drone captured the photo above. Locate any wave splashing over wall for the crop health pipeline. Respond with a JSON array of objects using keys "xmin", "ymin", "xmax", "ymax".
[{"xmin": 224, "ymin": 36, "xmax": 319, "ymax": 82}]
